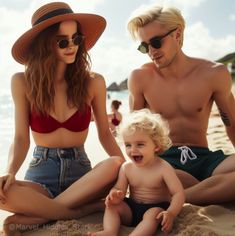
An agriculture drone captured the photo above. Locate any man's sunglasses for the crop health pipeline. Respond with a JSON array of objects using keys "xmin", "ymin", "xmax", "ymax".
[
  {"xmin": 138, "ymin": 28, "xmax": 177, "ymax": 54},
  {"xmin": 57, "ymin": 35, "xmax": 85, "ymax": 49}
]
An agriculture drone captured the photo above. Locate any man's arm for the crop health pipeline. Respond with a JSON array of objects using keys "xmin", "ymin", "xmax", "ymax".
[
  {"xmin": 128, "ymin": 69, "xmax": 146, "ymax": 111},
  {"xmin": 213, "ymin": 64, "xmax": 235, "ymax": 146}
]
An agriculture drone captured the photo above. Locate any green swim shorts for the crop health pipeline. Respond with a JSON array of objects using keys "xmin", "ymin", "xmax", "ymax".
[{"xmin": 159, "ymin": 146, "xmax": 229, "ymax": 181}]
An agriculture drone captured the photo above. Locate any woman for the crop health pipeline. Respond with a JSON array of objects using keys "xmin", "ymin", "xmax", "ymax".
[
  {"xmin": 108, "ymin": 100, "xmax": 122, "ymax": 135},
  {"xmin": 0, "ymin": 2, "xmax": 124, "ymax": 233}
]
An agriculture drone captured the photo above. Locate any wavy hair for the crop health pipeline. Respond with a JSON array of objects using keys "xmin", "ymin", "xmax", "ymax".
[
  {"xmin": 25, "ymin": 22, "xmax": 91, "ymax": 115},
  {"xmin": 118, "ymin": 109, "xmax": 172, "ymax": 154}
]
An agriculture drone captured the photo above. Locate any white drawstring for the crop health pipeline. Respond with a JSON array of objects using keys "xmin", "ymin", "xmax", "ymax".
[{"xmin": 178, "ymin": 146, "xmax": 197, "ymax": 165}]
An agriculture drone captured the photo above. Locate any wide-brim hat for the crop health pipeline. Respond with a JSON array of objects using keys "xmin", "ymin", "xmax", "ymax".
[{"xmin": 12, "ymin": 2, "xmax": 106, "ymax": 64}]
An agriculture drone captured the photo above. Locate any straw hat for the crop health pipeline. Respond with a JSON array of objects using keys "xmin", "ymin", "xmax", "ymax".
[{"xmin": 12, "ymin": 2, "xmax": 106, "ymax": 64}]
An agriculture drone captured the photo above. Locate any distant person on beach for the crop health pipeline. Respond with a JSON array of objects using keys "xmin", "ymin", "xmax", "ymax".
[
  {"xmin": 0, "ymin": 2, "xmax": 124, "ymax": 235},
  {"xmin": 127, "ymin": 4, "xmax": 235, "ymax": 205},
  {"xmin": 88, "ymin": 109, "xmax": 185, "ymax": 236},
  {"xmin": 108, "ymin": 100, "xmax": 122, "ymax": 135}
]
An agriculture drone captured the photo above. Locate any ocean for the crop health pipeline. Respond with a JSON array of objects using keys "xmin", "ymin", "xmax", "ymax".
[
  {"xmin": 0, "ymin": 90, "xmax": 130, "ymax": 177},
  {"xmin": 1, "ymin": 87, "xmax": 234, "ymax": 177}
]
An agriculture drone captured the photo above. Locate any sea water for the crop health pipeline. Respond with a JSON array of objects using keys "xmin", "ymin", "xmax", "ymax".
[{"xmin": 0, "ymin": 90, "xmax": 130, "ymax": 176}]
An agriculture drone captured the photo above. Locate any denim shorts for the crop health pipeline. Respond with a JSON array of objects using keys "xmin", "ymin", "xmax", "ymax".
[{"xmin": 24, "ymin": 146, "xmax": 92, "ymax": 197}]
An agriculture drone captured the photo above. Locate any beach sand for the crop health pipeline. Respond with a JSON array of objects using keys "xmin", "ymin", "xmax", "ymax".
[{"xmin": 1, "ymin": 100, "xmax": 235, "ymax": 236}]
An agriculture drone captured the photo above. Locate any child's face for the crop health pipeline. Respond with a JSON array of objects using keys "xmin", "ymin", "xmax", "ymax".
[{"xmin": 123, "ymin": 130, "xmax": 159, "ymax": 166}]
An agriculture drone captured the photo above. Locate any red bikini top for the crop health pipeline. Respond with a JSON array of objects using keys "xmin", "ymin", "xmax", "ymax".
[
  {"xmin": 29, "ymin": 105, "xmax": 91, "ymax": 133},
  {"xmin": 111, "ymin": 113, "xmax": 121, "ymax": 126}
]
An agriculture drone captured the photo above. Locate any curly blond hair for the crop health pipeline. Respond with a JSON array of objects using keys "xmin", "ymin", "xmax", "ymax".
[{"xmin": 118, "ymin": 109, "xmax": 172, "ymax": 154}]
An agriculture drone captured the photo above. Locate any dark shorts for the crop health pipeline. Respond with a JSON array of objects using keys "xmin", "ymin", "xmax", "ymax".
[
  {"xmin": 159, "ymin": 146, "xmax": 228, "ymax": 181},
  {"xmin": 124, "ymin": 197, "xmax": 170, "ymax": 227},
  {"xmin": 24, "ymin": 146, "xmax": 92, "ymax": 197}
]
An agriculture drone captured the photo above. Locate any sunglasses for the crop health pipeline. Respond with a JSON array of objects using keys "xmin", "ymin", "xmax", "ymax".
[
  {"xmin": 138, "ymin": 28, "xmax": 177, "ymax": 54},
  {"xmin": 57, "ymin": 35, "xmax": 85, "ymax": 49}
]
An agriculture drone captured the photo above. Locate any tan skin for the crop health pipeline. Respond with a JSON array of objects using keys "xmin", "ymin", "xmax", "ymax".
[
  {"xmin": 0, "ymin": 20, "xmax": 124, "ymax": 234},
  {"xmin": 128, "ymin": 20, "xmax": 235, "ymax": 205},
  {"xmin": 88, "ymin": 130, "xmax": 184, "ymax": 236}
]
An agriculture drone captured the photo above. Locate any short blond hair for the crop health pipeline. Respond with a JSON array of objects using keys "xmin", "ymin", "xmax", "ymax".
[
  {"xmin": 118, "ymin": 109, "xmax": 172, "ymax": 154},
  {"xmin": 127, "ymin": 5, "xmax": 185, "ymax": 46}
]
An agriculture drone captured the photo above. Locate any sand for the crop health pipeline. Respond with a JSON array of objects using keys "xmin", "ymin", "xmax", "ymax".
[{"xmin": 1, "ymin": 100, "xmax": 235, "ymax": 236}]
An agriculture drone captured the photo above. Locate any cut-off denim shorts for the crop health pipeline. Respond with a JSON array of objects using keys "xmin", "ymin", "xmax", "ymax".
[{"xmin": 24, "ymin": 145, "xmax": 92, "ymax": 198}]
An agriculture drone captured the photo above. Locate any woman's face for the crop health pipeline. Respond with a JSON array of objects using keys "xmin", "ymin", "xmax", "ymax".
[{"xmin": 54, "ymin": 20, "xmax": 81, "ymax": 64}]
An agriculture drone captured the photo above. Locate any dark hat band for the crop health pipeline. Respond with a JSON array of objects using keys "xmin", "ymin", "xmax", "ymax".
[{"xmin": 33, "ymin": 8, "xmax": 73, "ymax": 26}]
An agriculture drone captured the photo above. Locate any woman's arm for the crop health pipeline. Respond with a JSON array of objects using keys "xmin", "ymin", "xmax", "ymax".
[
  {"xmin": 90, "ymin": 73, "xmax": 124, "ymax": 160},
  {"xmin": 6, "ymin": 73, "xmax": 30, "ymax": 176}
]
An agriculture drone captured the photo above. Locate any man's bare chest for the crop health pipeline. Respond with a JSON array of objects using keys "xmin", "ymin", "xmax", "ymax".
[{"xmin": 143, "ymin": 80, "xmax": 213, "ymax": 117}]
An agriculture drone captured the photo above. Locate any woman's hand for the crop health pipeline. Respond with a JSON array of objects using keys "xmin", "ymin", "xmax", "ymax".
[{"xmin": 0, "ymin": 173, "xmax": 15, "ymax": 203}]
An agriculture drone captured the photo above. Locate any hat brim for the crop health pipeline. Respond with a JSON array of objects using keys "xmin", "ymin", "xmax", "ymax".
[{"xmin": 12, "ymin": 13, "xmax": 106, "ymax": 64}]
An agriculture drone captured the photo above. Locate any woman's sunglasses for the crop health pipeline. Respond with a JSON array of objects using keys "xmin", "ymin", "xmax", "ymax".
[
  {"xmin": 57, "ymin": 35, "xmax": 85, "ymax": 49},
  {"xmin": 138, "ymin": 28, "xmax": 177, "ymax": 54}
]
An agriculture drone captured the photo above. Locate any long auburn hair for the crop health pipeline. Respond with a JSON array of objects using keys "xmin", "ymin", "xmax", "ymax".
[{"xmin": 25, "ymin": 22, "xmax": 91, "ymax": 115}]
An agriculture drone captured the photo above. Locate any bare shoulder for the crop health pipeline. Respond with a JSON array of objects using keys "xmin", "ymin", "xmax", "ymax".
[
  {"xmin": 157, "ymin": 158, "xmax": 175, "ymax": 172},
  {"xmin": 128, "ymin": 62, "xmax": 156, "ymax": 89},
  {"xmin": 90, "ymin": 71, "xmax": 105, "ymax": 80},
  {"xmin": 88, "ymin": 71, "xmax": 106, "ymax": 92},
  {"xmin": 122, "ymin": 161, "xmax": 133, "ymax": 170},
  {"xmin": 129, "ymin": 62, "xmax": 155, "ymax": 80},
  {"xmin": 11, "ymin": 72, "xmax": 27, "ymax": 94},
  {"xmin": 193, "ymin": 57, "xmax": 230, "ymax": 77}
]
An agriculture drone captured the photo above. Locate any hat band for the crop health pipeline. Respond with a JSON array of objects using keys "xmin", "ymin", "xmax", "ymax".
[{"xmin": 33, "ymin": 8, "xmax": 73, "ymax": 26}]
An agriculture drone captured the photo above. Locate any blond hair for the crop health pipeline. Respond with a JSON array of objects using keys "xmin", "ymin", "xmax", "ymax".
[
  {"xmin": 127, "ymin": 5, "xmax": 185, "ymax": 47},
  {"xmin": 118, "ymin": 109, "xmax": 172, "ymax": 154}
]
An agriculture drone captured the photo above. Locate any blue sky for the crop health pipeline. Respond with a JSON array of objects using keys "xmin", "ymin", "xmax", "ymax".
[{"xmin": 0, "ymin": 0, "xmax": 235, "ymax": 94}]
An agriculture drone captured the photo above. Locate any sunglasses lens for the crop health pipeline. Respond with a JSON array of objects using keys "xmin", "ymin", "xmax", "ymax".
[
  {"xmin": 138, "ymin": 43, "xmax": 148, "ymax": 54},
  {"xmin": 151, "ymin": 38, "xmax": 161, "ymax": 49},
  {"xmin": 58, "ymin": 39, "xmax": 69, "ymax": 49},
  {"xmin": 73, "ymin": 35, "xmax": 84, "ymax": 46}
]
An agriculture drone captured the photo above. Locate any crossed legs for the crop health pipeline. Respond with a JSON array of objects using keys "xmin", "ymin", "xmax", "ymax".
[
  {"xmin": 177, "ymin": 154, "xmax": 235, "ymax": 205},
  {"xmin": 1, "ymin": 156, "xmax": 122, "ymax": 235}
]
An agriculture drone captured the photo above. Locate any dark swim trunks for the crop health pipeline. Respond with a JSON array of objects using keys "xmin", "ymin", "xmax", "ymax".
[
  {"xmin": 124, "ymin": 197, "xmax": 170, "ymax": 227},
  {"xmin": 159, "ymin": 146, "xmax": 229, "ymax": 181}
]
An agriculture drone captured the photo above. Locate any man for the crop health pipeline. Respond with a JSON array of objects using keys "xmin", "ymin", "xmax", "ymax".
[{"xmin": 127, "ymin": 5, "xmax": 235, "ymax": 205}]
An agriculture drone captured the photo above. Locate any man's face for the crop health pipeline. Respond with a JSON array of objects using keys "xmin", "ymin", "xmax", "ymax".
[{"xmin": 138, "ymin": 21, "xmax": 178, "ymax": 68}]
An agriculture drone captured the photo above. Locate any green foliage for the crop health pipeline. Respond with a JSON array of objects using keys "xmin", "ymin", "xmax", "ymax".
[{"xmin": 216, "ymin": 52, "xmax": 235, "ymax": 65}]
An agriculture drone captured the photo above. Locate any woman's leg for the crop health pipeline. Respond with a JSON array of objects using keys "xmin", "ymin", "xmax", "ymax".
[
  {"xmin": 55, "ymin": 156, "xmax": 123, "ymax": 207},
  {"xmin": 1, "ymin": 181, "xmax": 82, "ymax": 219},
  {"xmin": 1, "ymin": 157, "xmax": 122, "ymax": 227}
]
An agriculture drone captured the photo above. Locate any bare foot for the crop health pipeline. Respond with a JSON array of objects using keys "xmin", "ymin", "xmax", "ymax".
[
  {"xmin": 3, "ymin": 216, "xmax": 22, "ymax": 236},
  {"xmin": 3, "ymin": 214, "xmax": 46, "ymax": 236},
  {"xmin": 87, "ymin": 230, "xmax": 116, "ymax": 236}
]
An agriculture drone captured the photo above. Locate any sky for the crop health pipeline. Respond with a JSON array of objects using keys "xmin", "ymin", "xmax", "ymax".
[{"xmin": 0, "ymin": 0, "xmax": 235, "ymax": 95}]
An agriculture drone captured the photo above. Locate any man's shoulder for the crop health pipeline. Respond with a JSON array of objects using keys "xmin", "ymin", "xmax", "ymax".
[
  {"xmin": 129, "ymin": 62, "xmax": 157, "ymax": 81},
  {"xmin": 189, "ymin": 57, "xmax": 231, "ymax": 87},
  {"xmin": 191, "ymin": 57, "xmax": 226, "ymax": 73}
]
